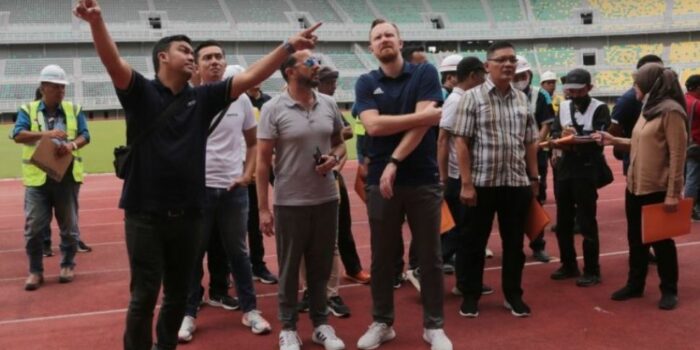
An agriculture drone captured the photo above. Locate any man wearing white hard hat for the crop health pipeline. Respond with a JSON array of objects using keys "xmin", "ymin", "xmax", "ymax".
[
  {"xmin": 512, "ymin": 55, "xmax": 554, "ymax": 263},
  {"xmin": 179, "ymin": 42, "xmax": 271, "ymax": 342},
  {"xmin": 540, "ymin": 71, "xmax": 561, "ymax": 115},
  {"xmin": 439, "ymin": 54, "xmax": 462, "ymax": 98},
  {"xmin": 12, "ymin": 64, "xmax": 91, "ymax": 291}
]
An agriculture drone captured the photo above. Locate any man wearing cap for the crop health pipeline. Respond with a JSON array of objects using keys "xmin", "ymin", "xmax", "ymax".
[
  {"xmin": 437, "ymin": 56, "xmax": 494, "ymax": 294},
  {"xmin": 439, "ymin": 54, "xmax": 462, "ymax": 98},
  {"xmin": 549, "ymin": 68, "xmax": 610, "ymax": 287},
  {"xmin": 12, "ymin": 64, "xmax": 90, "ymax": 290},
  {"xmin": 178, "ymin": 42, "xmax": 272, "ymax": 342},
  {"xmin": 512, "ymin": 55, "xmax": 554, "ymax": 263},
  {"xmin": 684, "ymin": 75, "xmax": 700, "ymax": 221},
  {"xmin": 540, "ymin": 71, "xmax": 561, "ymax": 115}
]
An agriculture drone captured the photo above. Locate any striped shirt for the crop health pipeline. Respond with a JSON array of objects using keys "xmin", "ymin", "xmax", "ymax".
[{"xmin": 452, "ymin": 78, "xmax": 538, "ymax": 187}]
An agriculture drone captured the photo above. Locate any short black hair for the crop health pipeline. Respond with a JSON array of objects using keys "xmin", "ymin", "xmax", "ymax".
[
  {"xmin": 194, "ymin": 40, "xmax": 225, "ymax": 63},
  {"xmin": 369, "ymin": 18, "xmax": 400, "ymax": 39},
  {"xmin": 686, "ymin": 74, "xmax": 700, "ymax": 91},
  {"xmin": 280, "ymin": 55, "xmax": 298, "ymax": 82},
  {"xmin": 486, "ymin": 41, "xmax": 515, "ymax": 59},
  {"xmin": 636, "ymin": 54, "xmax": 663, "ymax": 70},
  {"xmin": 440, "ymin": 72, "xmax": 457, "ymax": 84},
  {"xmin": 152, "ymin": 35, "xmax": 192, "ymax": 74},
  {"xmin": 401, "ymin": 45, "xmax": 424, "ymax": 62}
]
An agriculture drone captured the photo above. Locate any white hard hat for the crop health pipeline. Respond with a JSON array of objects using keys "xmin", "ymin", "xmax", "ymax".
[
  {"xmin": 38, "ymin": 65, "xmax": 69, "ymax": 85},
  {"xmin": 439, "ymin": 54, "xmax": 463, "ymax": 73},
  {"xmin": 224, "ymin": 65, "xmax": 245, "ymax": 79},
  {"xmin": 541, "ymin": 71, "xmax": 557, "ymax": 82},
  {"xmin": 515, "ymin": 55, "xmax": 531, "ymax": 74}
]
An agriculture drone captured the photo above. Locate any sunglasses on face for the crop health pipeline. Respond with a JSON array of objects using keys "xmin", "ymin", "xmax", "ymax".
[
  {"xmin": 300, "ymin": 56, "xmax": 321, "ymax": 68},
  {"xmin": 488, "ymin": 56, "xmax": 518, "ymax": 64}
]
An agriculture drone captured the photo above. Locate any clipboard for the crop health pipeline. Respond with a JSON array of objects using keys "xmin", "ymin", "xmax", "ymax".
[
  {"xmin": 29, "ymin": 135, "xmax": 74, "ymax": 182},
  {"xmin": 642, "ymin": 198, "xmax": 693, "ymax": 244},
  {"xmin": 539, "ymin": 135, "xmax": 597, "ymax": 148},
  {"xmin": 525, "ymin": 198, "xmax": 550, "ymax": 241}
]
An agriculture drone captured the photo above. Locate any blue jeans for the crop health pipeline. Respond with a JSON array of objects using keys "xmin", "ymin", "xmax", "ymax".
[
  {"xmin": 185, "ymin": 186, "xmax": 257, "ymax": 316},
  {"xmin": 43, "ymin": 183, "xmax": 82, "ymax": 246},
  {"xmin": 24, "ymin": 180, "xmax": 79, "ymax": 273},
  {"xmin": 684, "ymin": 157, "xmax": 700, "ymax": 209}
]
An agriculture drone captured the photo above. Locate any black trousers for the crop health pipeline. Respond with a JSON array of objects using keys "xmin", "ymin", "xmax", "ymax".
[
  {"xmin": 555, "ymin": 178, "xmax": 600, "ymax": 275},
  {"xmin": 247, "ymin": 182, "xmax": 267, "ymax": 273},
  {"xmin": 460, "ymin": 186, "xmax": 531, "ymax": 301},
  {"xmin": 537, "ymin": 150, "xmax": 549, "ymax": 202},
  {"xmin": 624, "ymin": 190, "xmax": 678, "ymax": 295},
  {"xmin": 444, "ymin": 177, "xmax": 466, "ymax": 282},
  {"xmin": 123, "ymin": 210, "xmax": 203, "ymax": 350},
  {"xmin": 336, "ymin": 173, "xmax": 363, "ymax": 275}
]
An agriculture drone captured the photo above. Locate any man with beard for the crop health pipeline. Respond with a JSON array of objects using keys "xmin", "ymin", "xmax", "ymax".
[
  {"xmin": 257, "ymin": 50, "xmax": 347, "ymax": 350},
  {"xmin": 73, "ymin": 1, "xmax": 320, "ymax": 348},
  {"xmin": 355, "ymin": 19, "xmax": 451, "ymax": 350}
]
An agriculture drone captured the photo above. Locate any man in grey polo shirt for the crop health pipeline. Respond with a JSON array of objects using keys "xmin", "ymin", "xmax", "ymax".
[{"xmin": 256, "ymin": 50, "xmax": 347, "ymax": 350}]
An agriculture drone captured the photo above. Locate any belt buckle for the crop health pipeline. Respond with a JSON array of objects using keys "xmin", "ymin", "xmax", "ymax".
[{"xmin": 167, "ymin": 209, "xmax": 185, "ymax": 218}]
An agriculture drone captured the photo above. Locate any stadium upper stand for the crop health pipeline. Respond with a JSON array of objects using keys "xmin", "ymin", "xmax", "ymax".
[
  {"xmin": 153, "ymin": 0, "xmax": 227, "ymax": 23},
  {"xmin": 490, "ymin": 0, "xmax": 524, "ymax": 22},
  {"xmin": 5, "ymin": 58, "xmax": 74, "ymax": 77},
  {"xmin": 98, "ymin": 0, "xmax": 149, "ymax": 24},
  {"xmin": 294, "ymin": 0, "xmax": 342, "ymax": 23},
  {"xmin": 604, "ymin": 44, "xmax": 664, "ymax": 66},
  {"xmin": 225, "ymin": 0, "xmax": 291, "ymax": 23},
  {"xmin": 673, "ymin": 0, "xmax": 700, "ymax": 15},
  {"xmin": 334, "ymin": 0, "xmax": 375, "ymax": 23},
  {"xmin": 535, "ymin": 47, "xmax": 576, "ymax": 67},
  {"xmin": 532, "ymin": 0, "xmax": 580, "ymax": 21},
  {"xmin": 3, "ymin": 0, "xmax": 72, "ymax": 24},
  {"xmin": 588, "ymin": 0, "xmax": 666, "ymax": 18},
  {"xmin": 670, "ymin": 41, "xmax": 700, "ymax": 63},
  {"xmin": 429, "ymin": 0, "xmax": 488, "ymax": 23},
  {"xmin": 373, "ymin": 0, "xmax": 426, "ymax": 23}
]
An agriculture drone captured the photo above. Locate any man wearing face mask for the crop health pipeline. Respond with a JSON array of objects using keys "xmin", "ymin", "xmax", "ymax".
[
  {"xmin": 549, "ymin": 68, "xmax": 610, "ymax": 287},
  {"xmin": 512, "ymin": 56, "xmax": 554, "ymax": 263}
]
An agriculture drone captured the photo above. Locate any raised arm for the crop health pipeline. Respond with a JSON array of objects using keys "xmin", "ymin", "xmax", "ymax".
[{"xmin": 73, "ymin": 0, "xmax": 132, "ymax": 90}]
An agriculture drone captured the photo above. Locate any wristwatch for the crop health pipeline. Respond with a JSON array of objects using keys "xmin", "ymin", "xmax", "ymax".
[
  {"xmin": 389, "ymin": 156, "xmax": 400, "ymax": 166},
  {"xmin": 282, "ymin": 39, "xmax": 296, "ymax": 54},
  {"xmin": 529, "ymin": 175, "xmax": 540, "ymax": 182}
]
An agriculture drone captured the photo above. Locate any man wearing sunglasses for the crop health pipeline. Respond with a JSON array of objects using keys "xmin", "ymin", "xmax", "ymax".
[
  {"xmin": 256, "ymin": 50, "xmax": 347, "ymax": 350},
  {"xmin": 452, "ymin": 41, "xmax": 540, "ymax": 318}
]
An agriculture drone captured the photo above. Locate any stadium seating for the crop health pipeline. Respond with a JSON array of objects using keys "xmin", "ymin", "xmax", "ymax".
[
  {"xmin": 338, "ymin": 77, "xmax": 358, "ymax": 91},
  {"xmin": 428, "ymin": 0, "xmax": 488, "ymax": 23},
  {"xmin": 670, "ymin": 41, "xmax": 700, "ymax": 64},
  {"xmin": 531, "ymin": 0, "xmax": 578, "ymax": 20},
  {"xmin": 153, "ymin": 0, "xmax": 226, "ymax": 23},
  {"xmin": 82, "ymin": 57, "xmax": 150, "ymax": 75},
  {"xmin": 98, "ymin": 0, "xmax": 148, "ymax": 24},
  {"xmin": 5, "ymin": 58, "xmax": 74, "ymax": 77},
  {"xmin": 536, "ymin": 47, "xmax": 576, "ymax": 68},
  {"xmin": 460, "ymin": 51, "xmax": 487, "ymax": 61},
  {"xmin": 489, "ymin": 0, "xmax": 524, "ymax": 22},
  {"xmin": 594, "ymin": 70, "xmax": 633, "ymax": 91},
  {"xmin": 260, "ymin": 77, "xmax": 285, "ymax": 94},
  {"xmin": 588, "ymin": 0, "xmax": 665, "ymax": 18},
  {"xmin": 82, "ymin": 81, "xmax": 117, "ymax": 98},
  {"xmin": 604, "ymin": 44, "xmax": 663, "ymax": 66},
  {"xmin": 372, "ymin": 0, "xmax": 426, "ymax": 23},
  {"xmin": 225, "ymin": 0, "xmax": 292, "ymax": 23},
  {"xmin": 0, "ymin": 83, "xmax": 74, "ymax": 101},
  {"xmin": 293, "ymin": 0, "xmax": 342, "ymax": 23},
  {"xmin": 327, "ymin": 53, "xmax": 367, "ymax": 70},
  {"xmin": 334, "ymin": 0, "xmax": 375, "ymax": 23},
  {"xmin": 681, "ymin": 67, "xmax": 700, "ymax": 86},
  {"xmin": 673, "ymin": 0, "xmax": 700, "ymax": 15},
  {"xmin": 4, "ymin": 0, "xmax": 73, "ymax": 24}
]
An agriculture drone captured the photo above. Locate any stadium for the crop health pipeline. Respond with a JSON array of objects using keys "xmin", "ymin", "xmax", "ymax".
[{"xmin": 1, "ymin": 1, "xmax": 700, "ymax": 349}]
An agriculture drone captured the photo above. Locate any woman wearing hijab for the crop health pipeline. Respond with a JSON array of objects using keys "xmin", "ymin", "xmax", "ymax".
[{"xmin": 593, "ymin": 63, "xmax": 687, "ymax": 310}]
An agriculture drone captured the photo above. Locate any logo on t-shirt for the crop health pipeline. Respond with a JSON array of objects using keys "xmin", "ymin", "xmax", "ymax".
[
  {"xmin": 187, "ymin": 100, "xmax": 196, "ymax": 107},
  {"xmin": 373, "ymin": 87, "xmax": 384, "ymax": 95}
]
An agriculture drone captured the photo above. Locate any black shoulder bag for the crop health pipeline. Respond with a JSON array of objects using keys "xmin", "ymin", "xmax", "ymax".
[
  {"xmin": 569, "ymin": 102, "xmax": 614, "ymax": 189},
  {"xmin": 113, "ymin": 94, "xmax": 189, "ymax": 179}
]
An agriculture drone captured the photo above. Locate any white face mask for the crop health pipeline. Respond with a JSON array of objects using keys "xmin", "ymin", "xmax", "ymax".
[{"xmin": 513, "ymin": 80, "xmax": 529, "ymax": 91}]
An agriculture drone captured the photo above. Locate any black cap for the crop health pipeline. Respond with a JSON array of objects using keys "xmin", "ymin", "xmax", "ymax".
[
  {"xmin": 563, "ymin": 68, "xmax": 591, "ymax": 89},
  {"xmin": 686, "ymin": 74, "xmax": 700, "ymax": 91},
  {"xmin": 456, "ymin": 56, "xmax": 485, "ymax": 79},
  {"xmin": 318, "ymin": 66, "xmax": 339, "ymax": 81}
]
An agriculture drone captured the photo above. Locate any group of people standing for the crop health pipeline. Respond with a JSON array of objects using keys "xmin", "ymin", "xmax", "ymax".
[{"xmin": 11, "ymin": 1, "xmax": 690, "ymax": 350}]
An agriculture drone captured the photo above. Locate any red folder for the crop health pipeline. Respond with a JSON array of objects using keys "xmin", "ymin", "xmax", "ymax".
[
  {"xmin": 525, "ymin": 198, "xmax": 550, "ymax": 241},
  {"xmin": 440, "ymin": 200, "xmax": 455, "ymax": 235},
  {"xmin": 642, "ymin": 198, "xmax": 693, "ymax": 244}
]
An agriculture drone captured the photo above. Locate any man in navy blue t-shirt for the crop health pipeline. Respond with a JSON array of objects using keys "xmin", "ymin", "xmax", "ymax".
[
  {"xmin": 354, "ymin": 19, "xmax": 452, "ymax": 350},
  {"xmin": 74, "ymin": 1, "xmax": 321, "ymax": 349}
]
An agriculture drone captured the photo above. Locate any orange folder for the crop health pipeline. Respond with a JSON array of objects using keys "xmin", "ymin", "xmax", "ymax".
[
  {"xmin": 440, "ymin": 200, "xmax": 455, "ymax": 235},
  {"xmin": 539, "ymin": 135, "xmax": 597, "ymax": 148},
  {"xmin": 525, "ymin": 198, "xmax": 550, "ymax": 241},
  {"xmin": 642, "ymin": 198, "xmax": 693, "ymax": 244}
]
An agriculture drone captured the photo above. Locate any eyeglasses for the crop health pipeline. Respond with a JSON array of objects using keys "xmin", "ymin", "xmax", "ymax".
[
  {"xmin": 488, "ymin": 56, "xmax": 518, "ymax": 64},
  {"xmin": 300, "ymin": 56, "xmax": 321, "ymax": 68}
]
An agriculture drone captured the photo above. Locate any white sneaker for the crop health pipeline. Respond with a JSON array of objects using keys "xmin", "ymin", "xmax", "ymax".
[
  {"xmin": 242, "ymin": 309, "xmax": 272, "ymax": 335},
  {"xmin": 312, "ymin": 324, "xmax": 345, "ymax": 350},
  {"xmin": 406, "ymin": 269, "xmax": 421, "ymax": 292},
  {"xmin": 485, "ymin": 248, "xmax": 494, "ymax": 258},
  {"xmin": 423, "ymin": 328, "xmax": 453, "ymax": 350},
  {"xmin": 279, "ymin": 330, "xmax": 302, "ymax": 350},
  {"xmin": 357, "ymin": 322, "xmax": 396, "ymax": 349},
  {"xmin": 177, "ymin": 316, "xmax": 196, "ymax": 343}
]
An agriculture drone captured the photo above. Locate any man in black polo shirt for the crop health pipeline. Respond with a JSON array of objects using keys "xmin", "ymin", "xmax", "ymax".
[
  {"xmin": 355, "ymin": 19, "xmax": 452, "ymax": 350},
  {"xmin": 74, "ymin": 1, "xmax": 320, "ymax": 349}
]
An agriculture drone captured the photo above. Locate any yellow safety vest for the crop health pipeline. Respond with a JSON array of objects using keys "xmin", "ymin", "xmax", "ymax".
[{"xmin": 19, "ymin": 101, "xmax": 84, "ymax": 186}]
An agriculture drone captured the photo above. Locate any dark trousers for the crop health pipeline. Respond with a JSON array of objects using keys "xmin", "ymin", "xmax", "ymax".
[
  {"xmin": 537, "ymin": 150, "xmax": 549, "ymax": 202},
  {"xmin": 123, "ymin": 210, "xmax": 203, "ymax": 350},
  {"xmin": 555, "ymin": 178, "xmax": 600, "ymax": 275},
  {"xmin": 460, "ymin": 186, "xmax": 531, "ymax": 301},
  {"xmin": 336, "ymin": 173, "xmax": 363, "ymax": 275},
  {"xmin": 247, "ymin": 182, "xmax": 267, "ymax": 273},
  {"xmin": 624, "ymin": 190, "xmax": 678, "ymax": 295},
  {"xmin": 444, "ymin": 177, "xmax": 466, "ymax": 279},
  {"xmin": 367, "ymin": 184, "xmax": 444, "ymax": 328},
  {"xmin": 206, "ymin": 230, "xmax": 230, "ymax": 298}
]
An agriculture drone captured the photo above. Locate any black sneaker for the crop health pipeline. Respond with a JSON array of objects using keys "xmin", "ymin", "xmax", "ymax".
[
  {"xmin": 532, "ymin": 250, "xmax": 551, "ymax": 263},
  {"xmin": 252, "ymin": 266, "xmax": 279, "ymax": 284},
  {"xmin": 42, "ymin": 244, "xmax": 54, "ymax": 257},
  {"xmin": 481, "ymin": 284, "xmax": 494, "ymax": 295},
  {"xmin": 550, "ymin": 266, "xmax": 581, "ymax": 280},
  {"xmin": 77, "ymin": 240, "xmax": 92, "ymax": 253},
  {"xmin": 393, "ymin": 273, "xmax": 405, "ymax": 289},
  {"xmin": 327, "ymin": 296, "xmax": 351, "ymax": 318},
  {"xmin": 658, "ymin": 294, "xmax": 678, "ymax": 310},
  {"xmin": 207, "ymin": 294, "xmax": 240, "ymax": 310},
  {"xmin": 459, "ymin": 297, "xmax": 479, "ymax": 318},
  {"xmin": 575, "ymin": 274, "xmax": 601, "ymax": 287},
  {"xmin": 504, "ymin": 299, "xmax": 531, "ymax": 317},
  {"xmin": 611, "ymin": 286, "xmax": 644, "ymax": 301},
  {"xmin": 298, "ymin": 290, "xmax": 310, "ymax": 313}
]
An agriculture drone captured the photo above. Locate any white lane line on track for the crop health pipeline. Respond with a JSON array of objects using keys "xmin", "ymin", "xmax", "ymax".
[{"xmin": 1, "ymin": 241, "xmax": 699, "ymax": 326}]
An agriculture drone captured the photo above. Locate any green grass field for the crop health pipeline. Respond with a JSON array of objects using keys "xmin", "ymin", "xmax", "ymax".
[{"xmin": 0, "ymin": 113, "xmax": 357, "ymax": 179}]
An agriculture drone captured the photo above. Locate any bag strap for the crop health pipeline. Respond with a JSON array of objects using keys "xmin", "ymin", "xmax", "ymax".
[
  {"xmin": 208, "ymin": 101, "xmax": 232, "ymax": 136},
  {"xmin": 128, "ymin": 92, "xmax": 190, "ymax": 149},
  {"xmin": 568, "ymin": 101, "xmax": 585, "ymax": 135}
]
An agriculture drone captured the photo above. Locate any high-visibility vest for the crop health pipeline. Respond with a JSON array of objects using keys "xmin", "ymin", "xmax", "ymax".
[{"xmin": 19, "ymin": 100, "xmax": 84, "ymax": 186}]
